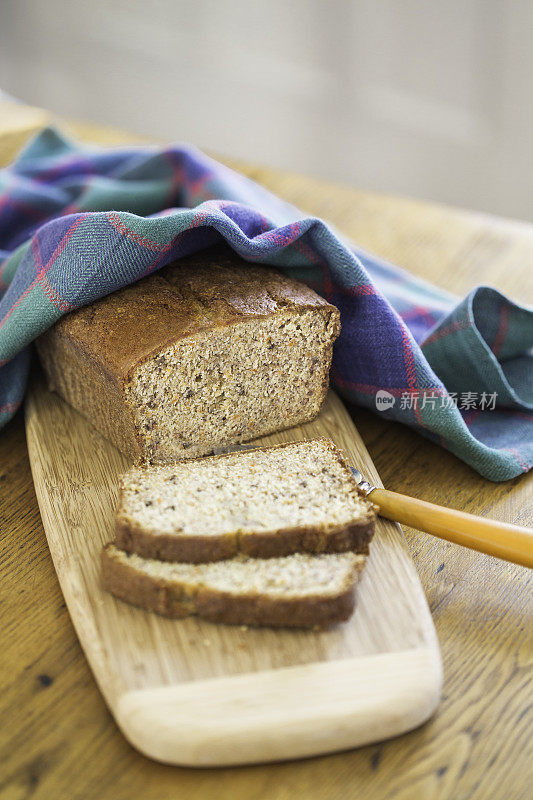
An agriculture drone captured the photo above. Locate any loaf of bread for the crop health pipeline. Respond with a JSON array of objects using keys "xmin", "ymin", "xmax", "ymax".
[
  {"xmin": 36, "ymin": 246, "xmax": 341, "ymax": 463},
  {"xmin": 115, "ymin": 439, "xmax": 375, "ymax": 562},
  {"xmin": 101, "ymin": 544, "xmax": 366, "ymax": 628}
]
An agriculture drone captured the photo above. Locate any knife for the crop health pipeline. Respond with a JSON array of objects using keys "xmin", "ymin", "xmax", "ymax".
[
  {"xmin": 212, "ymin": 443, "xmax": 533, "ymax": 568},
  {"xmin": 350, "ymin": 466, "xmax": 533, "ymax": 569}
]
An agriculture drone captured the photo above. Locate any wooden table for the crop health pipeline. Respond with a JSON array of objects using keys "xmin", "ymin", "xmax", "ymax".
[{"xmin": 1, "ymin": 103, "xmax": 531, "ymax": 800}]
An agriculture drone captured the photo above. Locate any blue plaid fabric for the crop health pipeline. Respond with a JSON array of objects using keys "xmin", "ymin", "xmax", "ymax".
[{"xmin": 1, "ymin": 127, "xmax": 532, "ymax": 480}]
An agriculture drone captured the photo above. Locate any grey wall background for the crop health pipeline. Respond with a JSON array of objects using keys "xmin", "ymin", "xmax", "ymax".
[{"xmin": 1, "ymin": 0, "xmax": 532, "ymax": 221}]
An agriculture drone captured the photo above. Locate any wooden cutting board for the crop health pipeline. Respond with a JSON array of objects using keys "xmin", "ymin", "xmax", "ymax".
[{"xmin": 25, "ymin": 376, "xmax": 442, "ymax": 767}]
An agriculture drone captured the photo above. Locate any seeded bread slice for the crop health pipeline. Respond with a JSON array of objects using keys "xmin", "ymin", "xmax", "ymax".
[
  {"xmin": 115, "ymin": 438, "xmax": 376, "ymax": 563},
  {"xmin": 101, "ymin": 544, "xmax": 366, "ymax": 628}
]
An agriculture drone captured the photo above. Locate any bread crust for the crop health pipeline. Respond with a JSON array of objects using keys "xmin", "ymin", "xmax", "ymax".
[
  {"xmin": 101, "ymin": 545, "xmax": 364, "ymax": 628},
  {"xmin": 115, "ymin": 515, "xmax": 374, "ymax": 562},
  {"xmin": 115, "ymin": 438, "xmax": 376, "ymax": 562}
]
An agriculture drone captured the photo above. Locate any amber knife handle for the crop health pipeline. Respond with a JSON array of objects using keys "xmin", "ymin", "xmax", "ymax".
[{"xmin": 369, "ymin": 487, "xmax": 533, "ymax": 569}]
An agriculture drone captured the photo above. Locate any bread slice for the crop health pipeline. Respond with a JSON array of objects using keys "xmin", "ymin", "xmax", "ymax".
[
  {"xmin": 101, "ymin": 544, "xmax": 366, "ymax": 628},
  {"xmin": 36, "ymin": 245, "xmax": 340, "ymax": 464},
  {"xmin": 115, "ymin": 438, "xmax": 376, "ymax": 563}
]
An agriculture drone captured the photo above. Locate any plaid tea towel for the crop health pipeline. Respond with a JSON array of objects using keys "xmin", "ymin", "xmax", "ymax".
[{"xmin": 0, "ymin": 128, "xmax": 532, "ymax": 481}]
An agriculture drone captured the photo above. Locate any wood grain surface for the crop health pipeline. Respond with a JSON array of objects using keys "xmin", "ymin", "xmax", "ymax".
[
  {"xmin": 1, "ymin": 103, "xmax": 532, "ymax": 798},
  {"xmin": 24, "ymin": 378, "xmax": 441, "ymax": 766}
]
